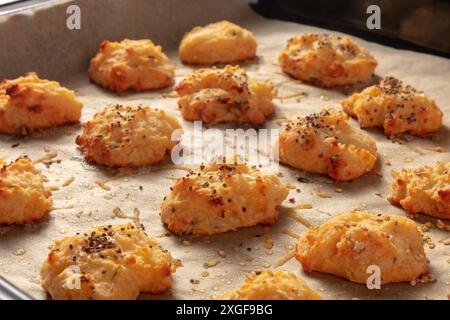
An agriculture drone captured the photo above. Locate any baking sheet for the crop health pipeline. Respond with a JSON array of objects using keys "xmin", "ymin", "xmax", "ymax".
[{"xmin": 0, "ymin": 0, "xmax": 449, "ymax": 300}]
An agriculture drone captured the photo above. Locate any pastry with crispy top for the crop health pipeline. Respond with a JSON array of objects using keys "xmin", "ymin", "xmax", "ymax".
[
  {"xmin": 279, "ymin": 109, "xmax": 377, "ymax": 181},
  {"xmin": 341, "ymin": 76, "xmax": 443, "ymax": 136},
  {"xmin": 0, "ymin": 156, "xmax": 52, "ymax": 224},
  {"xmin": 0, "ymin": 72, "xmax": 82, "ymax": 134},
  {"xmin": 296, "ymin": 211, "xmax": 428, "ymax": 284},
  {"xmin": 40, "ymin": 223, "xmax": 177, "ymax": 300},
  {"xmin": 389, "ymin": 162, "xmax": 450, "ymax": 219},
  {"xmin": 179, "ymin": 21, "xmax": 257, "ymax": 65},
  {"xmin": 176, "ymin": 65, "xmax": 276, "ymax": 125},
  {"xmin": 76, "ymin": 104, "xmax": 181, "ymax": 167},
  {"xmin": 88, "ymin": 39, "xmax": 174, "ymax": 93},
  {"xmin": 219, "ymin": 270, "xmax": 322, "ymax": 300},
  {"xmin": 160, "ymin": 161, "xmax": 288, "ymax": 235},
  {"xmin": 279, "ymin": 34, "xmax": 377, "ymax": 87}
]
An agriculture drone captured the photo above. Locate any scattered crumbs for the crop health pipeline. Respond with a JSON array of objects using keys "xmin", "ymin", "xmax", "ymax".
[
  {"xmin": 263, "ymin": 227, "xmax": 273, "ymax": 250},
  {"xmin": 441, "ymin": 239, "xmax": 450, "ymax": 246},
  {"xmin": 13, "ymin": 248, "xmax": 25, "ymax": 256},
  {"xmin": 404, "ymin": 157, "xmax": 414, "ymax": 163},
  {"xmin": 217, "ymin": 250, "xmax": 226, "ymax": 258},
  {"xmin": 335, "ymin": 188, "xmax": 343, "ymax": 193},
  {"xmin": 156, "ymin": 232, "xmax": 171, "ymax": 238},
  {"xmin": 294, "ymin": 203, "xmax": 312, "ymax": 210},
  {"xmin": 261, "ymin": 262, "xmax": 271, "ymax": 268},
  {"xmin": 190, "ymin": 279, "xmax": 200, "ymax": 285},
  {"xmin": 203, "ymin": 260, "xmax": 220, "ymax": 269},
  {"xmin": 62, "ymin": 176, "xmax": 75, "ymax": 187},
  {"xmin": 314, "ymin": 187, "xmax": 332, "ymax": 198},
  {"xmin": 201, "ymin": 271, "xmax": 209, "ymax": 277},
  {"xmin": 96, "ymin": 181, "xmax": 111, "ymax": 191},
  {"xmin": 320, "ymin": 95, "xmax": 330, "ymax": 101},
  {"xmin": 374, "ymin": 192, "xmax": 382, "ymax": 197}
]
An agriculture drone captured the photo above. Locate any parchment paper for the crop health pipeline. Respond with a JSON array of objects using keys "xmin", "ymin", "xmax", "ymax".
[{"xmin": 0, "ymin": 0, "xmax": 449, "ymax": 300}]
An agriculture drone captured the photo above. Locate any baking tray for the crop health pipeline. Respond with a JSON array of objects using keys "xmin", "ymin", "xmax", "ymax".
[{"xmin": 0, "ymin": 0, "xmax": 449, "ymax": 300}]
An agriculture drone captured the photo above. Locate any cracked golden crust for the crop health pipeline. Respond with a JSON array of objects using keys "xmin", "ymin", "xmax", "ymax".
[
  {"xmin": 0, "ymin": 157, "xmax": 52, "ymax": 225},
  {"xmin": 296, "ymin": 211, "xmax": 428, "ymax": 284},
  {"xmin": 176, "ymin": 65, "xmax": 276, "ymax": 125},
  {"xmin": 279, "ymin": 109, "xmax": 377, "ymax": 181},
  {"xmin": 0, "ymin": 72, "xmax": 82, "ymax": 134},
  {"xmin": 341, "ymin": 76, "xmax": 443, "ymax": 136},
  {"xmin": 76, "ymin": 104, "xmax": 181, "ymax": 167},
  {"xmin": 218, "ymin": 270, "xmax": 322, "ymax": 300},
  {"xmin": 160, "ymin": 162, "xmax": 289, "ymax": 235},
  {"xmin": 389, "ymin": 162, "xmax": 450, "ymax": 219},
  {"xmin": 88, "ymin": 39, "xmax": 174, "ymax": 93},
  {"xmin": 40, "ymin": 223, "xmax": 177, "ymax": 300},
  {"xmin": 279, "ymin": 34, "xmax": 377, "ymax": 87},
  {"xmin": 179, "ymin": 21, "xmax": 257, "ymax": 65}
]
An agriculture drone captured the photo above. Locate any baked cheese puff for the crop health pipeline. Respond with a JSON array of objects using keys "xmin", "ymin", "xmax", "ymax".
[
  {"xmin": 0, "ymin": 72, "xmax": 82, "ymax": 134},
  {"xmin": 179, "ymin": 21, "xmax": 257, "ymax": 65},
  {"xmin": 0, "ymin": 156, "xmax": 52, "ymax": 225},
  {"xmin": 279, "ymin": 34, "xmax": 377, "ymax": 87},
  {"xmin": 219, "ymin": 270, "xmax": 322, "ymax": 300},
  {"xmin": 389, "ymin": 162, "xmax": 450, "ymax": 220},
  {"xmin": 76, "ymin": 104, "xmax": 181, "ymax": 167},
  {"xmin": 341, "ymin": 76, "xmax": 443, "ymax": 136},
  {"xmin": 40, "ymin": 223, "xmax": 177, "ymax": 300},
  {"xmin": 89, "ymin": 39, "xmax": 174, "ymax": 93},
  {"xmin": 176, "ymin": 65, "xmax": 276, "ymax": 125},
  {"xmin": 296, "ymin": 211, "xmax": 428, "ymax": 285},
  {"xmin": 160, "ymin": 162, "xmax": 289, "ymax": 235},
  {"xmin": 279, "ymin": 109, "xmax": 377, "ymax": 181}
]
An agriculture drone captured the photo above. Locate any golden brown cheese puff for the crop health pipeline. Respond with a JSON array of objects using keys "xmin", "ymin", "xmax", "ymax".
[
  {"xmin": 218, "ymin": 270, "xmax": 322, "ymax": 300},
  {"xmin": 296, "ymin": 211, "xmax": 428, "ymax": 285},
  {"xmin": 0, "ymin": 156, "xmax": 52, "ymax": 224},
  {"xmin": 176, "ymin": 65, "xmax": 276, "ymax": 125},
  {"xmin": 40, "ymin": 223, "xmax": 177, "ymax": 300},
  {"xmin": 179, "ymin": 21, "xmax": 257, "ymax": 65},
  {"xmin": 389, "ymin": 162, "xmax": 450, "ymax": 220},
  {"xmin": 89, "ymin": 39, "xmax": 174, "ymax": 93},
  {"xmin": 279, "ymin": 34, "xmax": 377, "ymax": 87},
  {"xmin": 76, "ymin": 105, "xmax": 181, "ymax": 167},
  {"xmin": 279, "ymin": 109, "xmax": 377, "ymax": 181},
  {"xmin": 341, "ymin": 76, "xmax": 443, "ymax": 136},
  {"xmin": 160, "ymin": 162, "xmax": 289, "ymax": 235},
  {"xmin": 0, "ymin": 72, "xmax": 82, "ymax": 134}
]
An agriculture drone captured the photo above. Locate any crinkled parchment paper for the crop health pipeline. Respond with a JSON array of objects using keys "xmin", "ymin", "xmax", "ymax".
[{"xmin": 0, "ymin": 0, "xmax": 449, "ymax": 300}]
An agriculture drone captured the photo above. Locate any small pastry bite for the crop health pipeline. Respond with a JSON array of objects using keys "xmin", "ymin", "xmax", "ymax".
[
  {"xmin": 0, "ymin": 156, "xmax": 52, "ymax": 224},
  {"xmin": 88, "ymin": 39, "xmax": 174, "ymax": 93},
  {"xmin": 219, "ymin": 270, "xmax": 322, "ymax": 300},
  {"xmin": 296, "ymin": 211, "xmax": 428, "ymax": 284},
  {"xmin": 176, "ymin": 65, "xmax": 276, "ymax": 125},
  {"xmin": 40, "ymin": 223, "xmax": 177, "ymax": 300},
  {"xmin": 0, "ymin": 72, "xmax": 82, "ymax": 134},
  {"xmin": 160, "ymin": 161, "xmax": 289, "ymax": 235},
  {"xmin": 179, "ymin": 20, "xmax": 257, "ymax": 65},
  {"xmin": 76, "ymin": 104, "xmax": 181, "ymax": 167},
  {"xmin": 279, "ymin": 34, "xmax": 377, "ymax": 87},
  {"xmin": 389, "ymin": 162, "xmax": 450, "ymax": 220},
  {"xmin": 341, "ymin": 76, "xmax": 443, "ymax": 136},
  {"xmin": 279, "ymin": 109, "xmax": 377, "ymax": 181}
]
